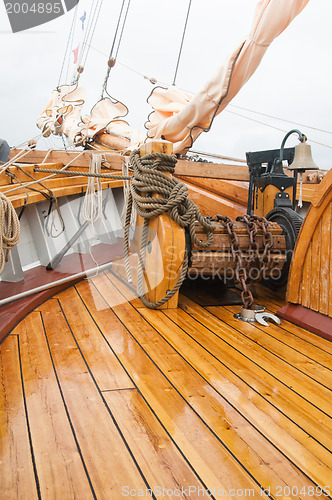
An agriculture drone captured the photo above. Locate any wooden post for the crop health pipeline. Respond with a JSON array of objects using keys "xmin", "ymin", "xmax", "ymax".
[{"xmin": 136, "ymin": 140, "xmax": 186, "ymax": 309}]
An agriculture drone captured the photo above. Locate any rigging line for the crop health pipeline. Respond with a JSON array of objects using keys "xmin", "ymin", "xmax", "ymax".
[
  {"xmin": 225, "ymin": 109, "xmax": 332, "ymax": 149},
  {"xmin": 58, "ymin": 0, "xmax": 79, "ymax": 87},
  {"xmin": 115, "ymin": 0, "xmax": 131, "ymax": 60},
  {"xmin": 13, "ymin": 133, "xmax": 43, "ymax": 150},
  {"xmin": 228, "ymin": 103, "xmax": 332, "ymax": 136},
  {"xmin": 173, "ymin": 0, "xmax": 192, "ymax": 86},
  {"xmin": 65, "ymin": 1, "xmax": 81, "ymax": 84},
  {"xmin": 72, "ymin": 0, "xmax": 101, "ymax": 82},
  {"xmin": 188, "ymin": 149, "xmax": 247, "ymax": 164},
  {"xmin": 74, "ymin": 0, "xmax": 96, "ymax": 71},
  {"xmin": 89, "ymin": 45, "xmax": 168, "ymax": 86},
  {"xmin": 80, "ymin": 0, "xmax": 104, "ymax": 71},
  {"xmin": 108, "ymin": 0, "xmax": 127, "ymax": 60},
  {"xmin": 3, "ymin": 151, "xmax": 86, "ymax": 196},
  {"xmin": 101, "ymin": 0, "xmax": 130, "ymax": 96}
]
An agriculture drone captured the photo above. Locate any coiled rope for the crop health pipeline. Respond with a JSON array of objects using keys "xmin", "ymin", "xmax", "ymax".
[
  {"xmin": 0, "ymin": 192, "xmax": 20, "ymax": 274},
  {"xmin": 124, "ymin": 150, "xmax": 215, "ymax": 309}
]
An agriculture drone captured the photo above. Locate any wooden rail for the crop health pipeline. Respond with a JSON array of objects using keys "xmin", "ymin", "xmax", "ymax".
[{"xmin": 279, "ymin": 168, "xmax": 332, "ymax": 338}]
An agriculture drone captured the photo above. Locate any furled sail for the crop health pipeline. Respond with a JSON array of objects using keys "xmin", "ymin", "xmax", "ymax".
[
  {"xmin": 145, "ymin": 0, "xmax": 310, "ymax": 153},
  {"xmin": 37, "ymin": 84, "xmax": 144, "ymax": 150}
]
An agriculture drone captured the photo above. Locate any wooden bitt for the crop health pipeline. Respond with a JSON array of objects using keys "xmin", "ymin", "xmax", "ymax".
[
  {"xmin": 117, "ymin": 140, "xmax": 186, "ymax": 309},
  {"xmin": 138, "ymin": 141, "xmax": 185, "ymax": 308}
]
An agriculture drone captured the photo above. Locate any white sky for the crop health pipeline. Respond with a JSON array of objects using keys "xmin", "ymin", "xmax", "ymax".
[{"xmin": 0, "ymin": 0, "xmax": 331, "ymax": 168}]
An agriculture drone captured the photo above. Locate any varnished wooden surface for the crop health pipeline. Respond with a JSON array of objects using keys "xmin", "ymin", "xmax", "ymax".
[
  {"xmin": 1, "ymin": 273, "xmax": 331, "ymax": 499},
  {"xmin": 287, "ymin": 168, "xmax": 332, "ymax": 317}
]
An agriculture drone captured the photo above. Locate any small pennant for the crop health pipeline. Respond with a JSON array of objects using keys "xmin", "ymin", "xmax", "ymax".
[
  {"xmin": 80, "ymin": 11, "xmax": 87, "ymax": 30},
  {"xmin": 72, "ymin": 45, "xmax": 80, "ymax": 64}
]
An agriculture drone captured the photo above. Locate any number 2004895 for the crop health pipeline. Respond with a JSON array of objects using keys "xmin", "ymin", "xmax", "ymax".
[{"xmin": 5, "ymin": 3, "xmax": 62, "ymax": 14}]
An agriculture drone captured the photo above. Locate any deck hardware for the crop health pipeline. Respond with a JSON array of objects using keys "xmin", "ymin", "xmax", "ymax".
[
  {"xmin": 255, "ymin": 312, "xmax": 281, "ymax": 326},
  {"xmin": 234, "ymin": 304, "xmax": 265, "ymax": 323},
  {"xmin": 234, "ymin": 305, "xmax": 280, "ymax": 326}
]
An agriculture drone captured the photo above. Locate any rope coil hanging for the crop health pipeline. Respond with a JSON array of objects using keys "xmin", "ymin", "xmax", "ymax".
[
  {"xmin": 124, "ymin": 150, "xmax": 215, "ymax": 309},
  {"xmin": 0, "ymin": 192, "xmax": 20, "ymax": 274}
]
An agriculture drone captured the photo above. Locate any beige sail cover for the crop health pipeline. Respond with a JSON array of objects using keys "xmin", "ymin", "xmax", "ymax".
[
  {"xmin": 145, "ymin": 0, "xmax": 310, "ymax": 153},
  {"xmin": 37, "ymin": 85, "xmax": 145, "ymax": 149}
]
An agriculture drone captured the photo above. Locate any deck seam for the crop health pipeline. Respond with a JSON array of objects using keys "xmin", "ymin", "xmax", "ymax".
[
  {"xmin": 209, "ymin": 305, "xmax": 332, "ymax": 388},
  {"xmin": 38, "ymin": 309, "xmax": 98, "ymax": 500},
  {"xmin": 162, "ymin": 306, "xmax": 332, "ymax": 457},
  {"xmin": 181, "ymin": 300, "xmax": 332, "ymax": 418},
  {"xmin": 101, "ymin": 273, "xmax": 284, "ymax": 495},
  {"xmin": 101, "ymin": 387, "xmax": 136, "ymax": 393},
  {"xmin": 254, "ymin": 287, "xmax": 332, "ymax": 353},
  {"xmin": 17, "ymin": 329, "xmax": 42, "ymax": 500},
  {"xmin": 221, "ymin": 304, "xmax": 332, "ymax": 371},
  {"xmin": 55, "ymin": 296, "xmax": 157, "ymax": 499},
  {"xmin": 130, "ymin": 309, "xmax": 330, "ymax": 489},
  {"xmin": 73, "ymin": 282, "xmax": 212, "ymax": 498}
]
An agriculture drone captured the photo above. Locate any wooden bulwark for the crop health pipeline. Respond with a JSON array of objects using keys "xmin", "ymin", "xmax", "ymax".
[
  {"xmin": 287, "ymin": 168, "xmax": 332, "ymax": 316},
  {"xmin": 0, "ymin": 150, "xmax": 123, "ymax": 208},
  {"xmin": 1, "ymin": 274, "xmax": 331, "ymax": 499}
]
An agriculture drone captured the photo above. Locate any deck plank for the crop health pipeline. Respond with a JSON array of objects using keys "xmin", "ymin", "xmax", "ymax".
[
  {"xmin": 75, "ymin": 276, "xmax": 263, "ymax": 495},
  {"xmin": 251, "ymin": 294, "xmax": 332, "ymax": 356},
  {"xmin": 16, "ymin": 312, "xmax": 94, "ymax": 499},
  {"xmin": 203, "ymin": 305, "xmax": 332, "ymax": 412},
  {"xmin": 140, "ymin": 309, "xmax": 332, "ymax": 485},
  {"xmin": 141, "ymin": 307, "xmax": 332, "ymax": 473},
  {"xmin": 178, "ymin": 296, "xmax": 332, "ymax": 446},
  {"xmin": 92, "ymin": 273, "xmax": 324, "ymax": 495},
  {"xmin": 38, "ymin": 298, "xmax": 148, "ymax": 498},
  {"xmin": 3, "ymin": 269, "xmax": 332, "ymax": 499},
  {"xmin": 0, "ymin": 335, "xmax": 38, "ymax": 500},
  {"xmin": 104, "ymin": 389, "xmax": 205, "ymax": 498},
  {"xmin": 219, "ymin": 305, "xmax": 332, "ymax": 387},
  {"xmin": 223, "ymin": 304, "xmax": 332, "ymax": 368},
  {"xmin": 54, "ymin": 284, "xmax": 134, "ymax": 392}
]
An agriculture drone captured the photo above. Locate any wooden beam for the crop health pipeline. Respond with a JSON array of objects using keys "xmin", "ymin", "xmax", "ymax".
[
  {"xmin": 185, "ymin": 182, "xmax": 247, "ymax": 219},
  {"xmin": 6, "ymin": 180, "xmax": 123, "ymax": 209},
  {"xmin": 176, "ymin": 176, "xmax": 248, "ymax": 206},
  {"xmin": 10, "ymin": 149, "xmax": 124, "ymax": 170},
  {"xmin": 175, "ymin": 160, "xmax": 249, "ymax": 181}
]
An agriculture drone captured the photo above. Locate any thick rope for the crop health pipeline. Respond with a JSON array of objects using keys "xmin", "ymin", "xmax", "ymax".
[
  {"xmin": 124, "ymin": 150, "xmax": 215, "ymax": 309},
  {"xmin": 0, "ymin": 192, "xmax": 20, "ymax": 274},
  {"xmin": 33, "ymin": 167, "xmax": 131, "ymax": 180}
]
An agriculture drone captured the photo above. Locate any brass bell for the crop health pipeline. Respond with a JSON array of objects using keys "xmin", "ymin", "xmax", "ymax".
[{"xmin": 288, "ymin": 141, "xmax": 318, "ymax": 170}]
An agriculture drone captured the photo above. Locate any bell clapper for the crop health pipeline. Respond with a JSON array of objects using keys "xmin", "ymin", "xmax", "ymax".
[{"xmin": 298, "ymin": 170, "xmax": 303, "ymax": 208}]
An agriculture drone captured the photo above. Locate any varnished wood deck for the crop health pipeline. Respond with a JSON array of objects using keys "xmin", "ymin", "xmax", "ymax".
[{"xmin": 1, "ymin": 272, "xmax": 331, "ymax": 499}]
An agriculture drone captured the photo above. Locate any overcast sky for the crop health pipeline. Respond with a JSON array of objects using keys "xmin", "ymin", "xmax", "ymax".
[{"xmin": 0, "ymin": 0, "xmax": 331, "ymax": 168}]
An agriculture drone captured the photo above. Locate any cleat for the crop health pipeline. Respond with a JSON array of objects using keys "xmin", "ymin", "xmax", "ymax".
[{"xmin": 255, "ymin": 312, "xmax": 281, "ymax": 327}]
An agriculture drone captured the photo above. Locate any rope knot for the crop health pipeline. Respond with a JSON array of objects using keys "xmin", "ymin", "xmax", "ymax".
[{"xmin": 123, "ymin": 149, "xmax": 215, "ymax": 309}]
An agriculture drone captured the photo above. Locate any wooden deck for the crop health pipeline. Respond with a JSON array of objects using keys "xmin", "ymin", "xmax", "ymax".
[{"xmin": 1, "ymin": 273, "xmax": 331, "ymax": 499}]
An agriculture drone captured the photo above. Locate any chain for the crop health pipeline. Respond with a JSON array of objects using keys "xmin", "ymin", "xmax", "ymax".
[
  {"xmin": 217, "ymin": 215, "xmax": 254, "ymax": 309},
  {"xmin": 250, "ymin": 215, "xmax": 274, "ymax": 267},
  {"xmin": 237, "ymin": 214, "xmax": 274, "ymax": 278},
  {"xmin": 236, "ymin": 215, "xmax": 259, "ymax": 271}
]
